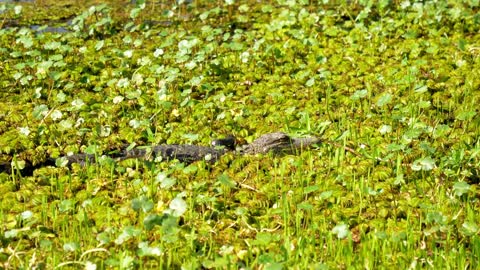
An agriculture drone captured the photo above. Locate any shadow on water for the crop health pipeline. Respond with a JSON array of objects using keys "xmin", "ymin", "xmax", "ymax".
[
  {"xmin": 29, "ymin": 24, "xmax": 69, "ymax": 33},
  {"xmin": 1, "ymin": 0, "xmax": 71, "ymax": 33},
  {"xmin": 1, "ymin": 0, "xmax": 188, "ymax": 33},
  {"xmin": 1, "ymin": 18, "xmax": 72, "ymax": 33},
  {"xmin": 3, "ymin": 19, "xmax": 176, "ymax": 34}
]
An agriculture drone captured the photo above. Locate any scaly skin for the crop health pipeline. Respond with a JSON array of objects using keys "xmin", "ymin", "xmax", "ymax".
[
  {"xmin": 240, "ymin": 132, "xmax": 321, "ymax": 155},
  {"xmin": 0, "ymin": 132, "xmax": 321, "ymax": 175}
]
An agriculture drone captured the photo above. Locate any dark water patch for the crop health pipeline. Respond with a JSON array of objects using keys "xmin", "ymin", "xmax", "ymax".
[
  {"xmin": 0, "ymin": 0, "xmax": 35, "ymax": 2},
  {"xmin": 2, "ymin": 16, "xmax": 73, "ymax": 33},
  {"xmin": 30, "ymin": 24, "xmax": 69, "ymax": 33},
  {"xmin": 1, "ymin": 20, "xmax": 70, "ymax": 33}
]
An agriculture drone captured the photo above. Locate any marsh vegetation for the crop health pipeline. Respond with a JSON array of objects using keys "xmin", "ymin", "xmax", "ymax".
[{"xmin": 0, "ymin": 0, "xmax": 479, "ymax": 268}]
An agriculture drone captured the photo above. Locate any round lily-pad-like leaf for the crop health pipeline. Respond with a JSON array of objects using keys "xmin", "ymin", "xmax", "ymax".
[
  {"xmin": 131, "ymin": 196, "xmax": 154, "ymax": 213},
  {"xmin": 332, "ymin": 223, "xmax": 350, "ymax": 239},
  {"xmin": 63, "ymin": 242, "xmax": 80, "ymax": 252},
  {"xmin": 11, "ymin": 159, "xmax": 26, "ymax": 170},
  {"xmin": 156, "ymin": 172, "xmax": 176, "ymax": 189},
  {"xmin": 376, "ymin": 93, "xmax": 392, "ymax": 107},
  {"xmin": 461, "ymin": 222, "xmax": 479, "ymax": 236},
  {"xmin": 55, "ymin": 157, "xmax": 69, "ymax": 167},
  {"xmin": 350, "ymin": 89, "xmax": 368, "ymax": 100},
  {"xmin": 453, "ymin": 181, "xmax": 471, "ymax": 197},
  {"xmin": 411, "ymin": 157, "xmax": 436, "ymax": 171},
  {"xmin": 32, "ymin": 105, "xmax": 49, "ymax": 119},
  {"xmin": 168, "ymin": 197, "xmax": 187, "ymax": 217}
]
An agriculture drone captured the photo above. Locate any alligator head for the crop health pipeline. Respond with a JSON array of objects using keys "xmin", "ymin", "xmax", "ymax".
[{"xmin": 241, "ymin": 132, "xmax": 320, "ymax": 155}]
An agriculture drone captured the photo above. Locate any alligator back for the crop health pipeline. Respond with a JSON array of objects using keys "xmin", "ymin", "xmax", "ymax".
[{"xmin": 119, "ymin": 144, "xmax": 228, "ymax": 163}]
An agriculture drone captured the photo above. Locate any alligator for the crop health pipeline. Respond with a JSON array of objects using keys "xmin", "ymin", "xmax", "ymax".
[{"xmin": 1, "ymin": 132, "xmax": 321, "ymax": 176}]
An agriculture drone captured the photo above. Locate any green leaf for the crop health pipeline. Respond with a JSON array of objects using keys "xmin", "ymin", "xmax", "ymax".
[
  {"xmin": 58, "ymin": 120, "xmax": 73, "ymax": 131},
  {"xmin": 50, "ymin": 109, "xmax": 63, "ymax": 121},
  {"xmin": 169, "ymin": 197, "xmax": 187, "ymax": 217},
  {"xmin": 144, "ymin": 214, "xmax": 165, "ymax": 230},
  {"xmin": 461, "ymin": 222, "xmax": 479, "ymax": 236},
  {"xmin": 32, "ymin": 104, "xmax": 49, "ymax": 119},
  {"xmin": 414, "ymin": 84, "xmax": 428, "ymax": 94},
  {"xmin": 129, "ymin": 4, "xmax": 145, "ymax": 19},
  {"xmin": 376, "ymin": 93, "xmax": 392, "ymax": 107},
  {"xmin": 18, "ymin": 126, "xmax": 30, "ymax": 136},
  {"xmin": 303, "ymin": 185, "xmax": 319, "ymax": 194},
  {"xmin": 332, "ymin": 224, "xmax": 350, "ymax": 239},
  {"xmin": 85, "ymin": 145, "xmax": 99, "ymax": 155},
  {"xmin": 265, "ymin": 262, "xmax": 284, "ymax": 270},
  {"xmin": 131, "ymin": 196, "xmax": 154, "ymax": 213},
  {"xmin": 4, "ymin": 229, "xmax": 19, "ymax": 238},
  {"xmin": 367, "ymin": 187, "xmax": 383, "ymax": 196},
  {"xmin": 227, "ymin": 42, "xmax": 244, "ymax": 51},
  {"xmin": 252, "ymin": 232, "xmax": 274, "ymax": 246},
  {"xmin": 379, "ymin": 125, "xmax": 392, "ymax": 134},
  {"xmin": 182, "ymin": 165, "xmax": 198, "ymax": 174},
  {"xmin": 418, "ymin": 101, "xmax": 431, "ymax": 109},
  {"xmin": 453, "ymin": 182, "xmax": 471, "ymax": 197},
  {"xmin": 129, "ymin": 119, "xmax": 141, "ymax": 129},
  {"xmin": 63, "ymin": 242, "xmax": 80, "ymax": 252},
  {"xmin": 55, "ymin": 157, "xmax": 69, "ymax": 167},
  {"xmin": 138, "ymin": 241, "xmax": 162, "ymax": 257},
  {"xmin": 11, "ymin": 159, "xmax": 26, "ymax": 170},
  {"xmin": 44, "ymin": 41, "xmax": 61, "ymax": 50},
  {"xmin": 182, "ymin": 133, "xmax": 199, "ymax": 142},
  {"xmin": 156, "ymin": 172, "xmax": 176, "ymax": 189},
  {"xmin": 17, "ymin": 35, "xmax": 33, "ymax": 48},
  {"xmin": 217, "ymin": 174, "xmax": 236, "ymax": 188},
  {"xmin": 14, "ymin": 5, "xmax": 22, "ymax": 14},
  {"xmin": 319, "ymin": 190, "xmax": 333, "ymax": 200},
  {"xmin": 456, "ymin": 111, "xmax": 477, "ymax": 121},
  {"xmin": 305, "ymin": 77, "xmax": 315, "ymax": 87},
  {"xmin": 411, "ymin": 157, "xmax": 436, "ymax": 171},
  {"xmin": 59, "ymin": 199, "xmax": 75, "ymax": 213},
  {"xmin": 432, "ymin": 125, "xmax": 450, "ymax": 138},
  {"xmin": 20, "ymin": 210, "xmax": 33, "ymax": 220},
  {"xmin": 70, "ymin": 98, "xmax": 85, "ymax": 110},
  {"xmin": 115, "ymin": 226, "xmax": 141, "ymax": 245},
  {"xmin": 297, "ymin": 202, "xmax": 313, "ymax": 210},
  {"xmin": 350, "ymin": 89, "xmax": 368, "ymax": 100}
]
